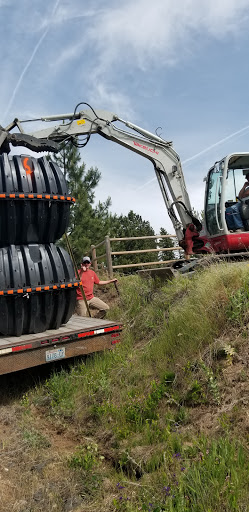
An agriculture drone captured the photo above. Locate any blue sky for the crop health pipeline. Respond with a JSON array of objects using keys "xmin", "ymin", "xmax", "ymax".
[{"xmin": 2, "ymin": 0, "xmax": 249, "ymax": 234}]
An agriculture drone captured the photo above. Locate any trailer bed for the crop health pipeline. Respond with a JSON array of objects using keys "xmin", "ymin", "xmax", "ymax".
[{"xmin": 0, "ymin": 315, "xmax": 122, "ymax": 375}]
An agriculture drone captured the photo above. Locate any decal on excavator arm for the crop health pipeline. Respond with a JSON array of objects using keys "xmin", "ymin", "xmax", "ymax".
[
  {"xmin": 133, "ymin": 141, "xmax": 159, "ymax": 155},
  {"xmin": 77, "ymin": 119, "xmax": 86, "ymax": 125}
]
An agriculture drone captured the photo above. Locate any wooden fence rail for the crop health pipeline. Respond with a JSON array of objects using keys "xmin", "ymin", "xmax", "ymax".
[{"xmin": 90, "ymin": 234, "xmax": 183, "ymax": 278}]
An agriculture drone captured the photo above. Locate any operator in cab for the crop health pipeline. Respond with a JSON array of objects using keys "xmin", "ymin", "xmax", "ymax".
[{"xmin": 225, "ymin": 171, "xmax": 249, "ymax": 232}]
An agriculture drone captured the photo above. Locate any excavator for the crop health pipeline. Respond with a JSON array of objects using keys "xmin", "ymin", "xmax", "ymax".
[{"xmin": 1, "ymin": 102, "xmax": 249, "ymax": 260}]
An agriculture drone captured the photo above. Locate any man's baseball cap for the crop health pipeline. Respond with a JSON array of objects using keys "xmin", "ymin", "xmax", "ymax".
[{"xmin": 82, "ymin": 256, "xmax": 91, "ymax": 264}]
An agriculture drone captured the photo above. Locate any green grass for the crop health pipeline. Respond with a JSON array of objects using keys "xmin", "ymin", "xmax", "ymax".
[
  {"xmin": 22, "ymin": 427, "xmax": 51, "ymax": 449},
  {"xmin": 112, "ymin": 437, "xmax": 248, "ymax": 512},
  {"xmin": 23, "ymin": 261, "xmax": 249, "ymax": 511}
]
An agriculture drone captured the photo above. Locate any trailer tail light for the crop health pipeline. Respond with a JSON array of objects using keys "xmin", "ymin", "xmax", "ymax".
[
  {"xmin": 78, "ymin": 331, "xmax": 94, "ymax": 338},
  {"xmin": 104, "ymin": 326, "xmax": 120, "ymax": 332},
  {"xmin": 78, "ymin": 326, "xmax": 121, "ymax": 339},
  {"xmin": 12, "ymin": 344, "xmax": 33, "ymax": 352},
  {"xmin": 111, "ymin": 333, "xmax": 121, "ymax": 345}
]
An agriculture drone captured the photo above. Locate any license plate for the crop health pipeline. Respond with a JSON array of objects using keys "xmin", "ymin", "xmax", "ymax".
[{"xmin": 46, "ymin": 347, "xmax": 65, "ymax": 362}]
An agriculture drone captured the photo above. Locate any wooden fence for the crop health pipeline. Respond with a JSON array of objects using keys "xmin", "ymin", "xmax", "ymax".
[{"xmin": 90, "ymin": 235, "xmax": 183, "ymax": 277}]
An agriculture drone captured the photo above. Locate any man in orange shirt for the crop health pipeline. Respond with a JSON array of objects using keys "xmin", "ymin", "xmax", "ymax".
[{"xmin": 75, "ymin": 256, "xmax": 118, "ymax": 318}]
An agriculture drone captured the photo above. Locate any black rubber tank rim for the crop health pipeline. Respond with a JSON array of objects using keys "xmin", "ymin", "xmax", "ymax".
[
  {"xmin": 0, "ymin": 192, "xmax": 75, "ymax": 202},
  {"xmin": 0, "ymin": 280, "xmax": 81, "ymax": 297}
]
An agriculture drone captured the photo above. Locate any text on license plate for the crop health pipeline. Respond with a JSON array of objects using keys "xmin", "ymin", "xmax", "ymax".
[{"xmin": 46, "ymin": 347, "xmax": 65, "ymax": 362}]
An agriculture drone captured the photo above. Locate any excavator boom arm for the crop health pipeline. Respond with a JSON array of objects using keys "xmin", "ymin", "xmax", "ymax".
[{"xmin": 1, "ymin": 107, "xmax": 196, "ymax": 241}]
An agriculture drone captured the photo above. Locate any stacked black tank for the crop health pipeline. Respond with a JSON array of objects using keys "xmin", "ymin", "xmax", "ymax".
[{"xmin": 0, "ymin": 154, "xmax": 79, "ymax": 336}]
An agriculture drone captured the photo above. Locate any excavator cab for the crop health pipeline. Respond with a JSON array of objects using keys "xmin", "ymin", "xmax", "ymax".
[{"xmin": 204, "ymin": 153, "xmax": 249, "ymax": 251}]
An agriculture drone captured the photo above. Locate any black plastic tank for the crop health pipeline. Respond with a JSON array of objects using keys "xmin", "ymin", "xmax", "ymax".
[
  {"xmin": 0, "ymin": 154, "xmax": 74, "ymax": 245},
  {"xmin": 0, "ymin": 244, "xmax": 79, "ymax": 336}
]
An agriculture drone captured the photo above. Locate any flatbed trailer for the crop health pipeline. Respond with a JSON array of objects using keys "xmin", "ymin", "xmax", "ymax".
[{"xmin": 0, "ymin": 315, "xmax": 122, "ymax": 375}]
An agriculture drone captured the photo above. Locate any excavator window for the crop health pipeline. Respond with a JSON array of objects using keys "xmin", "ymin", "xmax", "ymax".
[{"xmin": 205, "ymin": 166, "xmax": 222, "ymax": 235}]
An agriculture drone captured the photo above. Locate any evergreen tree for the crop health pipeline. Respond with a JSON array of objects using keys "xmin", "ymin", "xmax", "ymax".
[
  {"xmin": 108, "ymin": 210, "xmax": 158, "ymax": 273},
  {"xmin": 191, "ymin": 207, "xmax": 204, "ymax": 223},
  {"xmin": 157, "ymin": 227, "xmax": 175, "ymax": 261}
]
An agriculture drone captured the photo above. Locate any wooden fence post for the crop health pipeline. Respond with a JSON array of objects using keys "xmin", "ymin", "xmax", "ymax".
[
  {"xmin": 105, "ymin": 235, "xmax": 113, "ymax": 278},
  {"xmin": 91, "ymin": 245, "xmax": 98, "ymax": 272}
]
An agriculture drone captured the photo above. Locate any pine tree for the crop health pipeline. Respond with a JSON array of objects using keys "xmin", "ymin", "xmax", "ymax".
[
  {"xmin": 157, "ymin": 227, "xmax": 175, "ymax": 261},
  {"xmin": 108, "ymin": 210, "xmax": 158, "ymax": 273}
]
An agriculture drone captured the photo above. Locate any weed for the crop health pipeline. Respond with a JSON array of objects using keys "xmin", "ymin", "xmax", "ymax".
[
  {"xmin": 20, "ymin": 392, "xmax": 30, "ymax": 408},
  {"xmin": 123, "ymin": 373, "xmax": 176, "ymax": 430},
  {"xmin": 216, "ymin": 343, "xmax": 236, "ymax": 360},
  {"xmin": 238, "ymin": 369, "xmax": 247, "ymax": 382},
  {"xmin": 226, "ymin": 283, "xmax": 249, "ymax": 325},
  {"xmin": 184, "ymin": 379, "xmax": 207, "ymax": 406},
  {"xmin": 144, "ymin": 419, "xmax": 170, "ymax": 445},
  {"xmin": 183, "ymin": 360, "xmax": 220, "ymax": 405},
  {"xmin": 90, "ymin": 400, "xmax": 117, "ymax": 421},
  {"xmin": 199, "ymin": 362, "xmax": 221, "ymax": 405},
  {"xmin": 118, "ymin": 450, "xmax": 143, "ymax": 478},
  {"xmin": 23, "ymin": 427, "xmax": 51, "ymax": 449},
  {"xmin": 68, "ymin": 442, "xmax": 104, "ymax": 470},
  {"xmin": 218, "ymin": 413, "xmax": 231, "ymax": 434},
  {"xmin": 44, "ymin": 369, "xmax": 75, "ymax": 417},
  {"xmin": 20, "ymin": 392, "xmax": 31, "ymax": 415},
  {"xmin": 174, "ymin": 406, "xmax": 189, "ymax": 425},
  {"xmin": 114, "ymin": 424, "xmax": 133, "ymax": 440}
]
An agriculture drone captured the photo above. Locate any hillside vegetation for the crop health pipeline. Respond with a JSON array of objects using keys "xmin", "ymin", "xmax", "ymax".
[{"xmin": 0, "ymin": 262, "xmax": 249, "ymax": 512}]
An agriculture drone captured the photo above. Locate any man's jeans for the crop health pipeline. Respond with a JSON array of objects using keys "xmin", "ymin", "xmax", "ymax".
[
  {"xmin": 75, "ymin": 297, "xmax": 110, "ymax": 318},
  {"xmin": 225, "ymin": 203, "xmax": 244, "ymax": 230}
]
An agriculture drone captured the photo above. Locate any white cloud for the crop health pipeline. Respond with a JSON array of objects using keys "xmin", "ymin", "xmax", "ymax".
[
  {"xmin": 87, "ymin": 0, "xmax": 249, "ymax": 75},
  {"xmin": 88, "ymin": 83, "xmax": 135, "ymax": 118},
  {"xmin": 5, "ymin": 0, "xmax": 245, "ymax": 120},
  {"xmin": 45, "ymin": 0, "xmax": 249, "ymax": 114}
]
